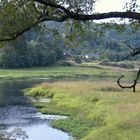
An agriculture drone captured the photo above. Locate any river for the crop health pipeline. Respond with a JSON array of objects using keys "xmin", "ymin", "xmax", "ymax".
[{"xmin": 0, "ymin": 79, "xmax": 73, "ymax": 140}]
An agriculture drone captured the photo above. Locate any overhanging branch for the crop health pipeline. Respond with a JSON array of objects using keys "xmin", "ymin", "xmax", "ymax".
[
  {"xmin": 35, "ymin": 0, "xmax": 140, "ymax": 21},
  {"xmin": 0, "ymin": 14, "xmax": 69, "ymax": 42},
  {"xmin": 1, "ymin": 0, "xmax": 140, "ymax": 41}
]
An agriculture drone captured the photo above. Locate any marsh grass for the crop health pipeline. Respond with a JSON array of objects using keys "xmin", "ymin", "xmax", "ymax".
[
  {"xmin": 0, "ymin": 66, "xmax": 134, "ymax": 81},
  {"xmin": 25, "ymin": 81, "xmax": 140, "ymax": 140}
]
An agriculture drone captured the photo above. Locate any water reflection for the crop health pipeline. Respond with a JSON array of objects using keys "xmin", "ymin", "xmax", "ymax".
[
  {"xmin": 0, "ymin": 128, "xmax": 28, "ymax": 140},
  {"xmin": 0, "ymin": 79, "xmax": 51, "ymax": 106},
  {"xmin": 17, "ymin": 124, "xmax": 72, "ymax": 140},
  {"xmin": 0, "ymin": 79, "xmax": 73, "ymax": 140}
]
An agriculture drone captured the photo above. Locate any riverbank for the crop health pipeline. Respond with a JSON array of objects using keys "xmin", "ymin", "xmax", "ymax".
[
  {"xmin": 0, "ymin": 63, "xmax": 135, "ymax": 80},
  {"xmin": 25, "ymin": 81, "xmax": 140, "ymax": 140}
]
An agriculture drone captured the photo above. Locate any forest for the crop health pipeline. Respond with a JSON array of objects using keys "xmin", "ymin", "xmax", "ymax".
[{"xmin": 0, "ymin": 23, "xmax": 140, "ymax": 68}]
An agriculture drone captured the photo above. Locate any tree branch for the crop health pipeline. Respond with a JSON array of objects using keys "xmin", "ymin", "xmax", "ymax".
[
  {"xmin": 1, "ymin": 0, "xmax": 140, "ymax": 41},
  {"xmin": 0, "ymin": 14, "xmax": 69, "ymax": 42},
  {"xmin": 130, "ymin": 48, "xmax": 140, "ymax": 56},
  {"xmin": 35, "ymin": 0, "xmax": 140, "ymax": 21},
  {"xmin": 117, "ymin": 68, "xmax": 140, "ymax": 92},
  {"xmin": 125, "ymin": 42, "xmax": 140, "ymax": 57}
]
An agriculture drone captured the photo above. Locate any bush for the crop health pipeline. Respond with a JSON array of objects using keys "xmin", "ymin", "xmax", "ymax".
[
  {"xmin": 56, "ymin": 60, "xmax": 76, "ymax": 66},
  {"xmin": 74, "ymin": 56, "xmax": 82, "ymax": 64}
]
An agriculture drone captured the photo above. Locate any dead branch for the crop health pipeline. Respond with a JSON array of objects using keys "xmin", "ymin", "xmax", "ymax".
[
  {"xmin": 117, "ymin": 68, "xmax": 140, "ymax": 92},
  {"xmin": 121, "ymin": 42, "xmax": 140, "ymax": 60}
]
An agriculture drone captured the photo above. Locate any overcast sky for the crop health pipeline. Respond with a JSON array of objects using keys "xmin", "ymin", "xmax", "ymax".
[
  {"xmin": 95, "ymin": 0, "xmax": 132, "ymax": 12},
  {"xmin": 93, "ymin": 0, "xmax": 133, "ymax": 23}
]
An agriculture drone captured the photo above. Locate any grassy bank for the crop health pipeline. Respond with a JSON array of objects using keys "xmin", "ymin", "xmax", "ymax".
[
  {"xmin": 0, "ymin": 64, "xmax": 136, "ymax": 81},
  {"xmin": 25, "ymin": 81, "xmax": 140, "ymax": 140}
]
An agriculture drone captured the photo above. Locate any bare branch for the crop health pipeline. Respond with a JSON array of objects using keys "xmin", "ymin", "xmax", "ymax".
[
  {"xmin": 130, "ymin": 48, "xmax": 140, "ymax": 56},
  {"xmin": 125, "ymin": 42, "xmax": 140, "ymax": 56},
  {"xmin": 126, "ymin": 42, "xmax": 135, "ymax": 50},
  {"xmin": 117, "ymin": 68, "xmax": 140, "ymax": 92},
  {"xmin": 119, "ymin": 42, "xmax": 140, "ymax": 60}
]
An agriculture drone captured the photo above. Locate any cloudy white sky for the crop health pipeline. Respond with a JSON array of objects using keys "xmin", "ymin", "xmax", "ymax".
[
  {"xmin": 95, "ymin": 0, "xmax": 132, "ymax": 12},
  {"xmin": 93, "ymin": 0, "xmax": 140, "ymax": 23}
]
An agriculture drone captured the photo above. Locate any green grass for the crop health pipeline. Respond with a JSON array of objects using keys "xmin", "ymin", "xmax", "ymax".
[
  {"xmin": 0, "ymin": 65, "xmax": 135, "ymax": 81},
  {"xmin": 25, "ymin": 80, "xmax": 140, "ymax": 140}
]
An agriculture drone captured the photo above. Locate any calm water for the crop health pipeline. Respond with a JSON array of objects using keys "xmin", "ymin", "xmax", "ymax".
[{"xmin": 0, "ymin": 79, "xmax": 73, "ymax": 140}]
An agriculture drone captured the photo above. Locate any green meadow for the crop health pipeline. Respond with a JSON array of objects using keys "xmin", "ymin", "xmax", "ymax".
[
  {"xmin": 23, "ymin": 62, "xmax": 140, "ymax": 140},
  {"xmin": 0, "ymin": 63, "xmax": 135, "ymax": 80}
]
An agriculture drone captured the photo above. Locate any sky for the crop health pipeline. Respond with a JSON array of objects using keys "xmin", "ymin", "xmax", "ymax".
[
  {"xmin": 95, "ymin": 0, "xmax": 132, "ymax": 12},
  {"xmin": 93, "ymin": 0, "xmax": 140, "ymax": 23}
]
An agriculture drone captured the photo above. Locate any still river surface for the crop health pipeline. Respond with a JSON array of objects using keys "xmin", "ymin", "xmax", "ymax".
[{"xmin": 0, "ymin": 78, "xmax": 73, "ymax": 140}]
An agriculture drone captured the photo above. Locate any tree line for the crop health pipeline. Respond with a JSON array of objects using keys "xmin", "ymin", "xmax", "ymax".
[
  {"xmin": 0, "ymin": 23, "xmax": 140, "ymax": 68},
  {"xmin": 0, "ymin": 29, "xmax": 64, "ymax": 68}
]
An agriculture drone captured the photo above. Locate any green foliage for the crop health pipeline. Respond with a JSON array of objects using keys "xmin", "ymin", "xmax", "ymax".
[
  {"xmin": 74, "ymin": 56, "xmax": 82, "ymax": 64},
  {"xmin": 47, "ymin": 22, "xmax": 140, "ymax": 62},
  {"xmin": 0, "ymin": 29, "xmax": 64, "ymax": 68},
  {"xmin": 0, "ymin": 0, "xmax": 40, "ymax": 39},
  {"xmin": 52, "ymin": 118, "xmax": 91, "ymax": 139},
  {"xmin": 69, "ymin": 23, "xmax": 140, "ymax": 62},
  {"xmin": 25, "ymin": 87, "xmax": 54, "ymax": 98}
]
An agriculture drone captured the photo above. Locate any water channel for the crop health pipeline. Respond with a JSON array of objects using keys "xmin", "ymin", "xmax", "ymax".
[{"xmin": 0, "ymin": 79, "xmax": 73, "ymax": 140}]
